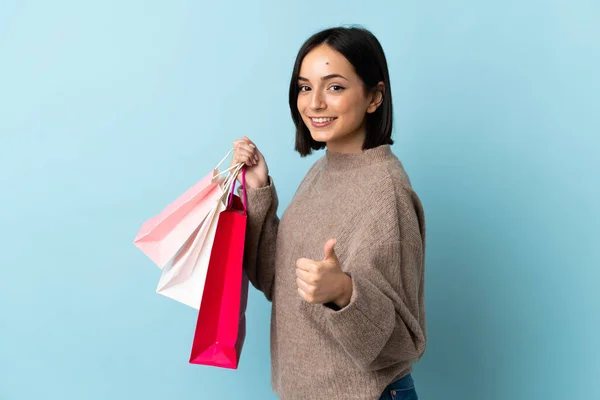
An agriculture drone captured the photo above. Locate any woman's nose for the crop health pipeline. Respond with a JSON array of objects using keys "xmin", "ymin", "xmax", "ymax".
[{"xmin": 310, "ymin": 90, "xmax": 326, "ymax": 110}]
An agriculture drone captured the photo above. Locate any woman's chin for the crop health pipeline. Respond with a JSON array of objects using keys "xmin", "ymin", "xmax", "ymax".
[{"xmin": 310, "ymin": 131, "xmax": 335, "ymax": 143}]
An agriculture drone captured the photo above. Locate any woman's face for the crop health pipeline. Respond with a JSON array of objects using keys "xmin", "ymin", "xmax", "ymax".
[{"xmin": 297, "ymin": 44, "xmax": 383, "ymax": 153}]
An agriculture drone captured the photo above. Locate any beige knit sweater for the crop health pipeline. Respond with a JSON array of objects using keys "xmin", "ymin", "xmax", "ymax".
[{"xmin": 241, "ymin": 144, "xmax": 426, "ymax": 400}]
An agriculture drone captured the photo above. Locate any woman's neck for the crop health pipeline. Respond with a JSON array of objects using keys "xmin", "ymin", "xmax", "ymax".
[{"xmin": 325, "ymin": 128, "xmax": 366, "ymax": 154}]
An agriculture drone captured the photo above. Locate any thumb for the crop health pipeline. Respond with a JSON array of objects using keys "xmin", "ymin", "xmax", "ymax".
[{"xmin": 323, "ymin": 238, "xmax": 338, "ymax": 262}]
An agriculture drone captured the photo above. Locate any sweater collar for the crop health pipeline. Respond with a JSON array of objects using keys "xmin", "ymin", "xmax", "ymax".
[{"xmin": 325, "ymin": 144, "xmax": 394, "ymax": 171}]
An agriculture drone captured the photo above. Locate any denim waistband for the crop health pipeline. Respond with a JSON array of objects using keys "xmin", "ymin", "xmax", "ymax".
[{"xmin": 385, "ymin": 373, "xmax": 414, "ymax": 391}]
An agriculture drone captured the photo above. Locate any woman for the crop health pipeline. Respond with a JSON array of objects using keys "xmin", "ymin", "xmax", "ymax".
[{"xmin": 230, "ymin": 26, "xmax": 426, "ymax": 400}]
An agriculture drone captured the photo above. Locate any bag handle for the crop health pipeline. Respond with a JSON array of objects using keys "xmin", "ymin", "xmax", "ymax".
[
  {"xmin": 221, "ymin": 162, "xmax": 242, "ymax": 196},
  {"xmin": 214, "ymin": 147, "xmax": 245, "ymax": 179},
  {"xmin": 211, "ymin": 148, "xmax": 247, "ymax": 212},
  {"xmin": 227, "ymin": 166, "xmax": 247, "ymax": 214},
  {"xmin": 215, "ymin": 148, "xmax": 234, "ymax": 171}
]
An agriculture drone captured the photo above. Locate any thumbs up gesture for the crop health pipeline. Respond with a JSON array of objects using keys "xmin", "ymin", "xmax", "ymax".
[{"xmin": 295, "ymin": 239, "xmax": 353, "ymax": 308}]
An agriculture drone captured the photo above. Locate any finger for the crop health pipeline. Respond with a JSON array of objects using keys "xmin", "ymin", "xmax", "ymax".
[
  {"xmin": 297, "ymin": 286, "xmax": 307, "ymax": 301},
  {"xmin": 295, "ymin": 258, "xmax": 317, "ymax": 272},
  {"xmin": 323, "ymin": 238, "xmax": 338, "ymax": 261},
  {"xmin": 238, "ymin": 139, "xmax": 257, "ymax": 155},
  {"xmin": 234, "ymin": 146, "xmax": 254, "ymax": 158},
  {"xmin": 242, "ymin": 138, "xmax": 259, "ymax": 162},
  {"xmin": 234, "ymin": 140, "xmax": 257, "ymax": 154},
  {"xmin": 296, "ymin": 277, "xmax": 311, "ymax": 292},
  {"xmin": 235, "ymin": 142, "xmax": 259, "ymax": 162},
  {"xmin": 296, "ymin": 284, "xmax": 314, "ymax": 303},
  {"xmin": 233, "ymin": 148, "xmax": 256, "ymax": 166},
  {"xmin": 295, "ymin": 267, "xmax": 315, "ymax": 285},
  {"xmin": 233, "ymin": 155, "xmax": 254, "ymax": 167},
  {"xmin": 233, "ymin": 154, "xmax": 255, "ymax": 168},
  {"xmin": 242, "ymin": 136, "xmax": 256, "ymax": 147}
]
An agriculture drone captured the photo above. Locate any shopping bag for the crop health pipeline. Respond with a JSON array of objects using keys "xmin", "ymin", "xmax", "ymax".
[
  {"xmin": 189, "ymin": 167, "xmax": 249, "ymax": 369},
  {"xmin": 155, "ymin": 165, "xmax": 241, "ymax": 309},
  {"xmin": 155, "ymin": 183, "xmax": 225, "ymax": 309},
  {"xmin": 133, "ymin": 149, "xmax": 236, "ymax": 269}
]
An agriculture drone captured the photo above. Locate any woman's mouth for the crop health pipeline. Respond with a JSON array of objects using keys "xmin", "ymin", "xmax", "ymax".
[{"xmin": 309, "ymin": 117, "xmax": 337, "ymax": 128}]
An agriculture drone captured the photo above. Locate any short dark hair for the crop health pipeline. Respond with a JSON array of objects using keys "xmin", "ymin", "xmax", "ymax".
[{"xmin": 289, "ymin": 26, "xmax": 394, "ymax": 157}]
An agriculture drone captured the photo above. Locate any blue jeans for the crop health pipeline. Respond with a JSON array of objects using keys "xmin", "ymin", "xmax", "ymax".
[{"xmin": 379, "ymin": 373, "xmax": 418, "ymax": 400}]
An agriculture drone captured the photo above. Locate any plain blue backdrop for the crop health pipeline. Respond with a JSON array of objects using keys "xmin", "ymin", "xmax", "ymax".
[{"xmin": 1, "ymin": 1, "xmax": 598, "ymax": 399}]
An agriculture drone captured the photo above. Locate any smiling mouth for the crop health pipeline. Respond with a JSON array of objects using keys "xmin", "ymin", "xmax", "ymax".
[
  {"xmin": 308, "ymin": 116, "xmax": 337, "ymax": 128},
  {"xmin": 310, "ymin": 117, "xmax": 337, "ymax": 123}
]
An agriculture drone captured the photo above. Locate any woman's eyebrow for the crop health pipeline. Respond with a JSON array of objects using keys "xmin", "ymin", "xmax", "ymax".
[{"xmin": 298, "ymin": 74, "xmax": 349, "ymax": 82}]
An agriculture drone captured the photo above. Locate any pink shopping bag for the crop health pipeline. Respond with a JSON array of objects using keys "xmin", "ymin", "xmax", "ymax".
[
  {"xmin": 133, "ymin": 149, "xmax": 234, "ymax": 268},
  {"xmin": 189, "ymin": 168, "xmax": 249, "ymax": 369}
]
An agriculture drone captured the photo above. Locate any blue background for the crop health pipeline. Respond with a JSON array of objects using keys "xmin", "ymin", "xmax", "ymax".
[{"xmin": 1, "ymin": 1, "xmax": 598, "ymax": 399}]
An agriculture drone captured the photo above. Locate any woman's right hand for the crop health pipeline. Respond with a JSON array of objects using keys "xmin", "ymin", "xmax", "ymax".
[{"xmin": 229, "ymin": 136, "xmax": 269, "ymax": 189}]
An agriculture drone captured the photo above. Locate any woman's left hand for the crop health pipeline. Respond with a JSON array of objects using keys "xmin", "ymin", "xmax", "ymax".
[{"xmin": 295, "ymin": 239, "xmax": 353, "ymax": 308}]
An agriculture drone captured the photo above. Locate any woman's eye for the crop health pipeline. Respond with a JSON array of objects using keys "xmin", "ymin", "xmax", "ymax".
[
  {"xmin": 330, "ymin": 85, "xmax": 345, "ymax": 92},
  {"xmin": 299, "ymin": 85, "xmax": 310, "ymax": 92}
]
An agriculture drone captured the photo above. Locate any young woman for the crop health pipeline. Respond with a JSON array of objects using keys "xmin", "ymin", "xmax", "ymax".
[{"xmin": 230, "ymin": 26, "xmax": 426, "ymax": 400}]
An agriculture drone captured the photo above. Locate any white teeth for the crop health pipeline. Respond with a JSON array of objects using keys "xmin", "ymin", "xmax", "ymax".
[{"xmin": 311, "ymin": 117, "xmax": 335, "ymax": 123}]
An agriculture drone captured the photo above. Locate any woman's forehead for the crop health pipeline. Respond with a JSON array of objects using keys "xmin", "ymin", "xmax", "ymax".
[{"xmin": 299, "ymin": 45, "xmax": 354, "ymax": 79}]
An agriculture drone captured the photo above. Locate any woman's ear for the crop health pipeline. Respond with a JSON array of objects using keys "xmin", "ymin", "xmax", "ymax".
[{"xmin": 366, "ymin": 81, "xmax": 385, "ymax": 114}]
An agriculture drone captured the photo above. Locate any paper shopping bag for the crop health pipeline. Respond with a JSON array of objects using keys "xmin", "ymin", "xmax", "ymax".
[
  {"xmin": 189, "ymin": 168, "xmax": 249, "ymax": 369},
  {"xmin": 154, "ymin": 163, "xmax": 244, "ymax": 309},
  {"xmin": 155, "ymin": 191, "xmax": 225, "ymax": 309},
  {"xmin": 133, "ymin": 149, "xmax": 235, "ymax": 268}
]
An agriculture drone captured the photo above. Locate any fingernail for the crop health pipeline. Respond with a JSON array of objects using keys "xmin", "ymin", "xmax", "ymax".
[{"xmin": 249, "ymin": 144, "xmax": 256, "ymax": 148}]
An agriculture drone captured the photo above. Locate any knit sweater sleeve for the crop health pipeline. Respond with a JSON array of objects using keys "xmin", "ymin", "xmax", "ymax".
[
  {"xmin": 322, "ymin": 185, "xmax": 426, "ymax": 371},
  {"xmin": 239, "ymin": 175, "xmax": 279, "ymax": 301}
]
